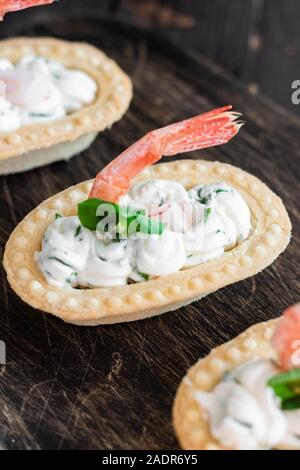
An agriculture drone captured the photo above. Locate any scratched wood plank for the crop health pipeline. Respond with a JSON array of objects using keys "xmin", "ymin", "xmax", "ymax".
[
  {"xmin": 0, "ymin": 15, "xmax": 299, "ymax": 450},
  {"xmin": 2, "ymin": 0, "xmax": 300, "ymax": 116},
  {"xmin": 116, "ymin": 0, "xmax": 300, "ymax": 116}
]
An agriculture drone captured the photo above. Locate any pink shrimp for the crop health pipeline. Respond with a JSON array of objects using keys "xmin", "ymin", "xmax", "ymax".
[
  {"xmin": 272, "ymin": 304, "xmax": 300, "ymax": 370},
  {"xmin": 0, "ymin": 0, "xmax": 54, "ymax": 20},
  {"xmin": 89, "ymin": 105, "xmax": 243, "ymax": 203}
]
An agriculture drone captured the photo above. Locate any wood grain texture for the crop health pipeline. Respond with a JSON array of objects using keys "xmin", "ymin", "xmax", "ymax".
[
  {"xmin": 119, "ymin": 0, "xmax": 300, "ymax": 116},
  {"xmin": 0, "ymin": 14, "xmax": 299, "ymax": 450},
  {"xmin": 2, "ymin": 0, "xmax": 300, "ymax": 115},
  {"xmin": 255, "ymin": 0, "xmax": 300, "ymax": 115}
]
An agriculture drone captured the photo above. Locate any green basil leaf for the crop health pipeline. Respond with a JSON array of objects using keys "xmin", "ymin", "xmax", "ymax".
[
  {"xmin": 268, "ymin": 368, "xmax": 300, "ymax": 409},
  {"xmin": 78, "ymin": 198, "xmax": 104, "ymax": 231},
  {"xmin": 78, "ymin": 198, "xmax": 120, "ymax": 231},
  {"xmin": 204, "ymin": 207, "xmax": 212, "ymax": 223},
  {"xmin": 136, "ymin": 214, "xmax": 165, "ymax": 235},
  {"xmin": 281, "ymin": 396, "xmax": 300, "ymax": 411},
  {"xmin": 55, "ymin": 212, "xmax": 62, "ymax": 220},
  {"xmin": 78, "ymin": 198, "xmax": 164, "ymax": 236}
]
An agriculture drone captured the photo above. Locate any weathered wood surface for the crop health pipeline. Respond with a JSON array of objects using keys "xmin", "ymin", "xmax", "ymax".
[
  {"xmin": 0, "ymin": 14, "xmax": 299, "ymax": 450},
  {"xmin": 117, "ymin": 0, "xmax": 300, "ymax": 117}
]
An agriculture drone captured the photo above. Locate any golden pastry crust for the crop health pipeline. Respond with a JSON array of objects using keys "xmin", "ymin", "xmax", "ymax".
[
  {"xmin": 173, "ymin": 319, "xmax": 279, "ymax": 450},
  {"xmin": 3, "ymin": 159, "xmax": 291, "ymax": 325},
  {"xmin": 0, "ymin": 37, "xmax": 132, "ymax": 160}
]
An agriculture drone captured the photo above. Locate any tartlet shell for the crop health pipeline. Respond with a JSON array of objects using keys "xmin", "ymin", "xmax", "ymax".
[
  {"xmin": 3, "ymin": 159, "xmax": 291, "ymax": 325},
  {"xmin": 173, "ymin": 318, "xmax": 294, "ymax": 450},
  {"xmin": 0, "ymin": 37, "xmax": 132, "ymax": 160}
]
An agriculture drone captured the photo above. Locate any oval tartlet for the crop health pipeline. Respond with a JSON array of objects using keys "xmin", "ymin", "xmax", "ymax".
[
  {"xmin": 0, "ymin": 37, "xmax": 132, "ymax": 174},
  {"xmin": 173, "ymin": 318, "xmax": 280, "ymax": 450},
  {"xmin": 3, "ymin": 160, "xmax": 291, "ymax": 325}
]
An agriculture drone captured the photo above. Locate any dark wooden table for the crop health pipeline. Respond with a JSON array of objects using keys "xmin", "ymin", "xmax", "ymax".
[{"xmin": 0, "ymin": 15, "xmax": 299, "ymax": 450}]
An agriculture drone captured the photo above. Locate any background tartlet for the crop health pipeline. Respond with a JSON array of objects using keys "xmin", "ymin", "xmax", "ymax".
[{"xmin": 0, "ymin": 37, "xmax": 132, "ymax": 174}]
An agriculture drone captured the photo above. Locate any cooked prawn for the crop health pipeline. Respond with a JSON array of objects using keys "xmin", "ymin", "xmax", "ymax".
[
  {"xmin": 272, "ymin": 304, "xmax": 300, "ymax": 370},
  {"xmin": 89, "ymin": 105, "xmax": 243, "ymax": 202},
  {"xmin": 0, "ymin": 0, "xmax": 54, "ymax": 19}
]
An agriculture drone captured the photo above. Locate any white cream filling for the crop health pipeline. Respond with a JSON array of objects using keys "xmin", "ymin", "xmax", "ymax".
[
  {"xmin": 0, "ymin": 54, "xmax": 97, "ymax": 132},
  {"xmin": 37, "ymin": 216, "xmax": 133, "ymax": 288},
  {"xmin": 135, "ymin": 230, "xmax": 186, "ymax": 276},
  {"xmin": 37, "ymin": 179, "xmax": 251, "ymax": 288},
  {"xmin": 195, "ymin": 359, "xmax": 300, "ymax": 450}
]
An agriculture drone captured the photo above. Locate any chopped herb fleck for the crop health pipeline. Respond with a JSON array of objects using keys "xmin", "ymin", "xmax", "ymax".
[
  {"xmin": 66, "ymin": 272, "xmax": 78, "ymax": 284},
  {"xmin": 49, "ymin": 257, "xmax": 73, "ymax": 268},
  {"xmin": 197, "ymin": 188, "xmax": 211, "ymax": 205},
  {"xmin": 75, "ymin": 225, "xmax": 82, "ymax": 237},
  {"xmin": 204, "ymin": 207, "xmax": 212, "ymax": 223},
  {"xmin": 29, "ymin": 112, "xmax": 52, "ymax": 119},
  {"xmin": 158, "ymin": 197, "xmax": 167, "ymax": 207},
  {"xmin": 55, "ymin": 213, "xmax": 62, "ymax": 220},
  {"xmin": 233, "ymin": 419, "xmax": 253, "ymax": 429},
  {"xmin": 52, "ymin": 72, "xmax": 62, "ymax": 80},
  {"xmin": 138, "ymin": 272, "xmax": 149, "ymax": 281},
  {"xmin": 215, "ymin": 189, "xmax": 229, "ymax": 194}
]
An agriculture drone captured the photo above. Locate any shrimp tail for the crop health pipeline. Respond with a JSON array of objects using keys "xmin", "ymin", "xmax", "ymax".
[
  {"xmin": 0, "ymin": 0, "xmax": 54, "ymax": 20},
  {"xmin": 272, "ymin": 304, "xmax": 300, "ymax": 370},
  {"xmin": 89, "ymin": 105, "xmax": 243, "ymax": 202},
  {"xmin": 156, "ymin": 105, "xmax": 243, "ymax": 156}
]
